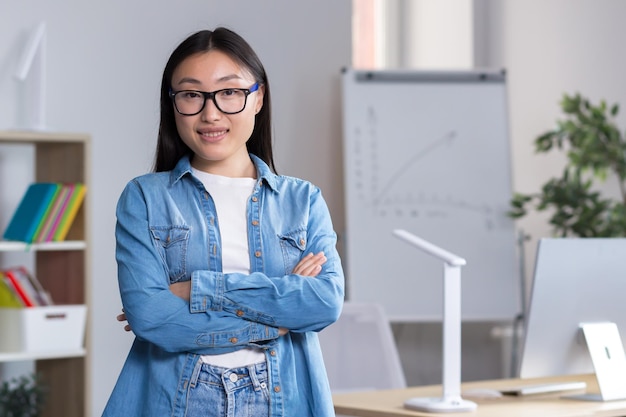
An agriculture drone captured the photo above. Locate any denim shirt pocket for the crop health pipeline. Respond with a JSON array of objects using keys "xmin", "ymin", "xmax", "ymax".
[
  {"xmin": 279, "ymin": 229, "xmax": 307, "ymax": 274},
  {"xmin": 150, "ymin": 226, "xmax": 190, "ymax": 282}
]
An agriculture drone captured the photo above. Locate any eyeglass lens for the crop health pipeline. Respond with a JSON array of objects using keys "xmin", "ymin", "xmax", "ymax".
[{"xmin": 174, "ymin": 89, "xmax": 249, "ymax": 115}]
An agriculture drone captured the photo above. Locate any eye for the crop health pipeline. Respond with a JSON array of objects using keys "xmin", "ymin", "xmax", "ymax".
[
  {"xmin": 180, "ymin": 91, "xmax": 202, "ymax": 99},
  {"xmin": 218, "ymin": 89, "xmax": 243, "ymax": 99}
]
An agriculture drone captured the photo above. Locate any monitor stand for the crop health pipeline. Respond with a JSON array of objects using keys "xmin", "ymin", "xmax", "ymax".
[{"xmin": 565, "ymin": 322, "xmax": 626, "ymax": 401}]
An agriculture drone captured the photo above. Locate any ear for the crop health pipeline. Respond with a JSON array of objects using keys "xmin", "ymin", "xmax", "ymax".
[{"xmin": 254, "ymin": 84, "xmax": 265, "ymax": 114}]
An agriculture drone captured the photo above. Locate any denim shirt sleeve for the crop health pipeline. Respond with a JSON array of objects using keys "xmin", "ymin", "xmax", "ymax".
[
  {"xmin": 190, "ymin": 185, "xmax": 345, "ymax": 333},
  {"xmin": 115, "ymin": 179, "xmax": 279, "ymax": 353}
]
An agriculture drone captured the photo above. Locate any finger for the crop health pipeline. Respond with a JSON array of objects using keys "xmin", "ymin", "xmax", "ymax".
[
  {"xmin": 116, "ymin": 313, "xmax": 127, "ymax": 322},
  {"xmin": 298, "ymin": 252, "xmax": 326, "ymax": 272},
  {"xmin": 294, "ymin": 253, "xmax": 326, "ymax": 276},
  {"xmin": 124, "ymin": 324, "xmax": 132, "ymax": 332},
  {"xmin": 292, "ymin": 254, "xmax": 318, "ymax": 274},
  {"xmin": 300, "ymin": 264, "xmax": 322, "ymax": 277},
  {"xmin": 291, "ymin": 254, "xmax": 310, "ymax": 274},
  {"xmin": 298, "ymin": 257, "xmax": 323, "ymax": 274}
]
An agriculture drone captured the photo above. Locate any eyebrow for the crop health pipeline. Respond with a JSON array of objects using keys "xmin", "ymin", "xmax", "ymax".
[{"xmin": 174, "ymin": 74, "xmax": 244, "ymax": 87}]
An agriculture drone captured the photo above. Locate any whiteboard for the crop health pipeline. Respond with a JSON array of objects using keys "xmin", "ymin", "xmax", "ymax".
[{"xmin": 341, "ymin": 69, "xmax": 520, "ymax": 321}]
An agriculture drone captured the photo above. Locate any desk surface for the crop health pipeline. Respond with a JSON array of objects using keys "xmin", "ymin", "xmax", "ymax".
[{"xmin": 333, "ymin": 374, "xmax": 626, "ymax": 417}]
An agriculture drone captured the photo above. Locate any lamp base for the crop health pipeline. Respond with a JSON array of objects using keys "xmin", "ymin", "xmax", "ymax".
[{"xmin": 404, "ymin": 396, "xmax": 477, "ymax": 413}]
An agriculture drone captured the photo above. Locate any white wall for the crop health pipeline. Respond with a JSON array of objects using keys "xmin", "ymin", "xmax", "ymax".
[
  {"xmin": 482, "ymin": 0, "xmax": 626, "ymax": 298},
  {"xmin": 0, "ymin": 2, "xmax": 351, "ymax": 416}
]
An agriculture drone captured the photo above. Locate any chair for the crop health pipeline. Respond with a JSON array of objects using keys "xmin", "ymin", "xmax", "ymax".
[{"xmin": 318, "ymin": 301, "xmax": 407, "ymax": 393}]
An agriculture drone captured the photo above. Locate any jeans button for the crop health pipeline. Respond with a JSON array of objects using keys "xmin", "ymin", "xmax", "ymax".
[{"xmin": 229, "ymin": 373, "xmax": 238, "ymax": 383}]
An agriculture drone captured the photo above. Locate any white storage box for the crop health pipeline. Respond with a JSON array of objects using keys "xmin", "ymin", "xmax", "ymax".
[{"xmin": 0, "ymin": 305, "xmax": 87, "ymax": 353}]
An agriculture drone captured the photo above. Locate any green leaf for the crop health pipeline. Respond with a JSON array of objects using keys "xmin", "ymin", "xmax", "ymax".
[
  {"xmin": 611, "ymin": 103, "xmax": 619, "ymax": 116},
  {"xmin": 515, "ymin": 92, "xmax": 626, "ymax": 237}
]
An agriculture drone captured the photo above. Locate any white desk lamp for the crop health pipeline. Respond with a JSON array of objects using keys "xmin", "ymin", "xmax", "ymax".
[
  {"xmin": 393, "ymin": 229, "xmax": 477, "ymax": 413},
  {"xmin": 15, "ymin": 21, "xmax": 47, "ymax": 131}
]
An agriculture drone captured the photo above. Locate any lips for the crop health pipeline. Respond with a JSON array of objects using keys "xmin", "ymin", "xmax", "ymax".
[{"xmin": 198, "ymin": 128, "xmax": 228, "ymax": 142}]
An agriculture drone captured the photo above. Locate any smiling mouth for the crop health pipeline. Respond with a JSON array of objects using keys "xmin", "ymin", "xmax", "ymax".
[{"xmin": 200, "ymin": 130, "xmax": 228, "ymax": 138}]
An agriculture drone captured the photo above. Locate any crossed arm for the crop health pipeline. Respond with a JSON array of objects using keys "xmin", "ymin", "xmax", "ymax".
[{"xmin": 117, "ymin": 251, "xmax": 327, "ymax": 333}]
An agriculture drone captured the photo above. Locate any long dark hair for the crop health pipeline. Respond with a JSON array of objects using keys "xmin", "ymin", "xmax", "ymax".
[{"xmin": 153, "ymin": 27, "xmax": 275, "ymax": 173}]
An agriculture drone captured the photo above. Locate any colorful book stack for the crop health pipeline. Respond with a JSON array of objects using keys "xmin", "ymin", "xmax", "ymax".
[
  {"xmin": 2, "ymin": 182, "xmax": 86, "ymax": 243},
  {"xmin": 0, "ymin": 266, "xmax": 53, "ymax": 307}
]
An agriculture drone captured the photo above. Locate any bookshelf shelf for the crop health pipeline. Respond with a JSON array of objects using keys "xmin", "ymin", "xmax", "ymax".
[
  {"xmin": 0, "ymin": 131, "xmax": 90, "ymax": 417},
  {"xmin": 0, "ymin": 349, "xmax": 86, "ymax": 362},
  {"xmin": 0, "ymin": 240, "xmax": 86, "ymax": 252}
]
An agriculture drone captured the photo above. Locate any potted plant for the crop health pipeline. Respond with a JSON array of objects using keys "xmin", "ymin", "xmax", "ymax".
[
  {"xmin": 509, "ymin": 93, "xmax": 626, "ymax": 237},
  {"xmin": 0, "ymin": 374, "xmax": 46, "ymax": 417}
]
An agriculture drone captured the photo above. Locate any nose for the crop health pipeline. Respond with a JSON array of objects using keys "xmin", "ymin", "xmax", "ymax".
[{"xmin": 201, "ymin": 96, "xmax": 221, "ymax": 121}]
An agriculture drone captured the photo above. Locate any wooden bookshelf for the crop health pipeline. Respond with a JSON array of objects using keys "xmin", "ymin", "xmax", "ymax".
[{"xmin": 0, "ymin": 130, "xmax": 90, "ymax": 417}]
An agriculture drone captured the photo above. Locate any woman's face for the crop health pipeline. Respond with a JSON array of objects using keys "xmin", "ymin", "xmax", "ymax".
[{"xmin": 171, "ymin": 50, "xmax": 264, "ymax": 176}]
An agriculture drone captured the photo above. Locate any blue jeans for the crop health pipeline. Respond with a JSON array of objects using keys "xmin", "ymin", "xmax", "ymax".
[{"xmin": 186, "ymin": 360, "xmax": 270, "ymax": 417}]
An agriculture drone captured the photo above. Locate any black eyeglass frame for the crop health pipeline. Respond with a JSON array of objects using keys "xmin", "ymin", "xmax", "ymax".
[{"xmin": 169, "ymin": 83, "xmax": 260, "ymax": 116}]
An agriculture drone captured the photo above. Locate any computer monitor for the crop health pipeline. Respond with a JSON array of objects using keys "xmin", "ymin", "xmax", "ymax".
[{"xmin": 519, "ymin": 238, "xmax": 626, "ymax": 379}]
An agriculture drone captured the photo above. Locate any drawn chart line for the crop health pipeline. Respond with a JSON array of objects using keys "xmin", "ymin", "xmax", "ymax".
[{"xmin": 373, "ymin": 130, "xmax": 458, "ymax": 205}]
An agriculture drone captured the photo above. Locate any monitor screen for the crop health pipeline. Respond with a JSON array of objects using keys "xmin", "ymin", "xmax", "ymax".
[{"xmin": 519, "ymin": 238, "xmax": 626, "ymax": 379}]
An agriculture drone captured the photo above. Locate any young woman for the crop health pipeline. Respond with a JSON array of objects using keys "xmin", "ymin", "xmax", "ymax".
[{"xmin": 102, "ymin": 27, "xmax": 344, "ymax": 417}]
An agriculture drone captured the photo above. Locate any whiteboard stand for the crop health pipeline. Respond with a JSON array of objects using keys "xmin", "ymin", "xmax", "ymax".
[{"xmin": 393, "ymin": 229, "xmax": 477, "ymax": 413}]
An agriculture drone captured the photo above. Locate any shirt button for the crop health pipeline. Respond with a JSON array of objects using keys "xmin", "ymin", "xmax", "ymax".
[
  {"xmin": 261, "ymin": 382, "xmax": 267, "ymax": 389},
  {"xmin": 236, "ymin": 310, "xmax": 244, "ymax": 317},
  {"xmin": 270, "ymin": 350, "xmax": 276, "ymax": 356},
  {"xmin": 229, "ymin": 373, "xmax": 238, "ymax": 383},
  {"xmin": 274, "ymin": 386, "xmax": 281, "ymax": 393},
  {"xmin": 299, "ymin": 238, "xmax": 305, "ymax": 246},
  {"xmin": 230, "ymin": 337, "xmax": 238, "ymax": 344},
  {"xmin": 251, "ymin": 196, "xmax": 258, "ymax": 202},
  {"xmin": 251, "ymin": 220, "xmax": 259, "ymax": 226},
  {"xmin": 255, "ymin": 251, "xmax": 261, "ymax": 257}
]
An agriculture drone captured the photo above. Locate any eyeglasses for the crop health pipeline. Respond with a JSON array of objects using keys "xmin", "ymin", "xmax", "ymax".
[{"xmin": 169, "ymin": 83, "xmax": 259, "ymax": 116}]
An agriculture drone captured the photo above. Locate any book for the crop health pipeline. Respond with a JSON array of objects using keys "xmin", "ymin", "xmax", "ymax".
[
  {"xmin": 36, "ymin": 183, "xmax": 72, "ymax": 242},
  {"xmin": 33, "ymin": 183, "xmax": 70, "ymax": 242},
  {"xmin": 3, "ymin": 182, "xmax": 61, "ymax": 243},
  {"xmin": 3, "ymin": 269, "xmax": 36, "ymax": 307},
  {"xmin": 30, "ymin": 183, "xmax": 64, "ymax": 241},
  {"xmin": 1, "ymin": 267, "xmax": 53, "ymax": 307},
  {"xmin": 53, "ymin": 183, "xmax": 86, "ymax": 241},
  {"xmin": 0, "ymin": 272, "xmax": 23, "ymax": 307},
  {"xmin": 13, "ymin": 266, "xmax": 53, "ymax": 306}
]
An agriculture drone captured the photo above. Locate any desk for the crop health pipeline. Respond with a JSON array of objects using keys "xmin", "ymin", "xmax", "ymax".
[{"xmin": 333, "ymin": 374, "xmax": 626, "ymax": 416}]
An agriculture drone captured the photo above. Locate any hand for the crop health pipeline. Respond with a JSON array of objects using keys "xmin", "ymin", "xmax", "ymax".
[
  {"xmin": 277, "ymin": 252, "xmax": 326, "ymax": 337},
  {"xmin": 292, "ymin": 252, "xmax": 326, "ymax": 277},
  {"xmin": 116, "ymin": 310, "xmax": 132, "ymax": 332},
  {"xmin": 170, "ymin": 280, "xmax": 191, "ymax": 301}
]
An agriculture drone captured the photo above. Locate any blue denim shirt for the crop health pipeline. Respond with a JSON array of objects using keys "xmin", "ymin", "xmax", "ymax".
[{"xmin": 102, "ymin": 154, "xmax": 344, "ymax": 417}]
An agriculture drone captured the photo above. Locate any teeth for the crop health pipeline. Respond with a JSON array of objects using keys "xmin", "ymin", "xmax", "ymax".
[{"xmin": 201, "ymin": 131, "xmax": 226, "ymax": 137}]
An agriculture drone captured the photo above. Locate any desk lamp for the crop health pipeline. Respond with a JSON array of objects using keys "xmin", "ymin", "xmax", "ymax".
[
  {"xmin": 15, "ymin": 21, "xmax": 47, "ymax": 131},
  {"xmin": 393, "ymin": 229, "xmax": 477, "ymax": 413}
]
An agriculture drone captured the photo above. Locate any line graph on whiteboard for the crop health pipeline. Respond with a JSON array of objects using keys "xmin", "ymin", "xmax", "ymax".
[{"xmin": 347, "ymin": 105, "xmax": 504, "ymax": 231}]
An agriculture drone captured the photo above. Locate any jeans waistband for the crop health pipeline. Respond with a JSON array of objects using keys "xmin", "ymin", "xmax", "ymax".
[{"xmin": 190, "ymin": 359, "xmax": 267, "ymax": 393}]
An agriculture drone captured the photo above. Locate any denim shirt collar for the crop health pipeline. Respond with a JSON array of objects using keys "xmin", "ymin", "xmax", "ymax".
[{"xmin": 169, "ymin": 153, "xmax": 279, "ymax": 192}]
